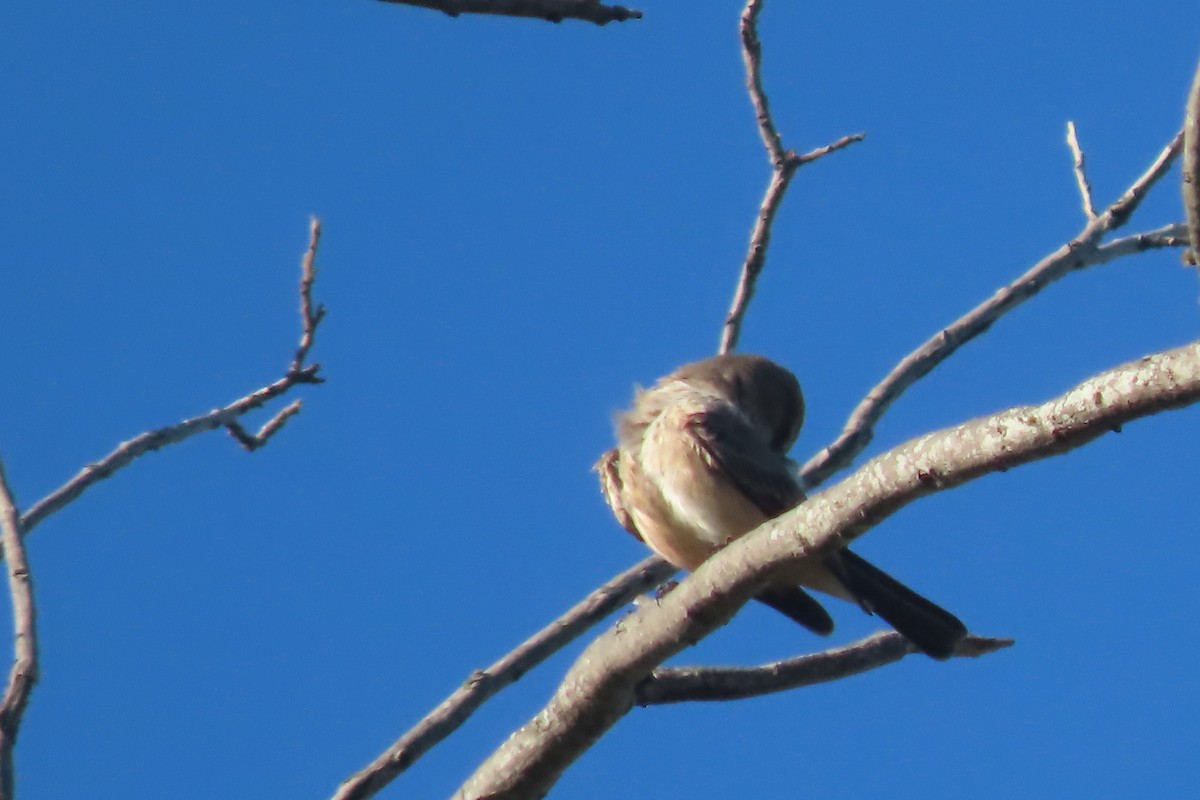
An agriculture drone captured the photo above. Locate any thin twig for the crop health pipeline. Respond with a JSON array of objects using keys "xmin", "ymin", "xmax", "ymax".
[
  {"xmin": 740, "ymin": 0, "xmax": 786, "ymax": 168},
  {"xmin": 1066, "ymin": 121, "xmax": 1098, "ymax": 220},
  {"xmin": 721, "ymin": 167, "xmax": 798, "ymax": 356},
  {"xmin": 376, "ymin": 0, "xmax": 642, "ymax": 25},
  {"xmin": 331, "ymin": 556, "xmax": 675, "ymax": 800},
  {"xmin": 637, "ymin": 632, "xmax": 1011, "ymax": 705},
  {"xmin": 800, "ymin": 130, "xmax": 1185, "ymax": 489},
  {"xmin": 795, "ymin": 132, "xmax": 864, "ymax": 165},
  {"xmin": 0, "ymin": 461, "xmax": 37, "ymax": 800},
  {"xmin": 291, "ymin": 218, "xmax": 326, "ymax": 376},
  {"xmin": 227, "ymin": 219, "xmax": 324, "ymax": 449},
  {"xmin": 19, "ymin": 222, "xmax": 327, "ymax": 537},
  {"xmin": 1092, "ymin": 223, "xmax": 1190, "ymax": 262},
  {"xmin": 1182, "ymin": 56, "xmax": 1200, "ymax": 265},
  {"xmin": 720, "ymin": 0, "xmax": 864, "ymax": 354}
]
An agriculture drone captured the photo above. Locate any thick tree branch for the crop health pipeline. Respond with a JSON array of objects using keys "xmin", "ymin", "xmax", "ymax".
[
  {"xmin": 0, "ymin": 461, "xmax": 37, "ymax": 800},
  {"xmin": 800, "ymin": 131, "xmax": 1185, "ymax": 489},
  {"xmin": 376, "ymin": 0, "xmax": 641, "ymax": 25},
  {"xmin": 18, "ymin": 221, "xmax": 326, "ymax": 537},
  {"xmin": 456, "ymin": 339, "xmax": 1200, "ymax": 800},
  {"xmin": 720, "ymin": 0, "xmax": 863, "ymax": 355},
  {"xmin": 636, "ymin": 632, "xmax": 1011, "ymax": 705},
  {"xmin": 331, "ymin": 556, "xmax": 675, "ymax": 800}
]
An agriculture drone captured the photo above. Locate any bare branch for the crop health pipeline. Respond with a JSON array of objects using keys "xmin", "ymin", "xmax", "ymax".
[
  {"xmin": 720, "ymin": 0, "xmax": 864, "ymax": 355},
  {"xmin": 456, "ymin": 339, "xmax": 1200, "ymax": 800},
  {"xmin": 795, "ymin": 132, "xmax": 865, "ymax": 165},
  {"xmin": 800, "ymin": 130, "xmax": 1185, "ymax": 489},
  {"xmin": 0, "ymin": 461, "xmax": 37, "ymax": 800},
  {"xmin": 19, "ymin": 223, "xmax": 327, "ymax": 537},
  {"xmin": 636, "ymin": 632, "xmax": 1012, "ymax": 705},
  {"xmin": 227, "ymin": 400, "xmax": 304, "ymax": 452},
  {"xmin": 292, "ymin": 217, "xmax": 327, "ymax": 376},
  {"xmin": 376, "ymin": 0, "xmax": 641, "ymax": 25},
  {"xmin": 1104, "ymin": 130, "xmax": 1183, "ymax": 227},
  {"xmin": 1066, "ymin": 121, "xmax": 1098, "ymax": 220},
  {"xmin": 331, "ymin": 556, "xmax": 675, "ymax": 800},
  {"xmin": 1183, "ymin": 56, "xmax": 1200, "ymax": 265},
  {"xmin": 721, "ymin": 167, "xmax": 798, "ymax": 356},
  {"xmin": 739, "ymin": 0, "xmax": 786, "ymax": 168},
  {"xmin": 1093, "ymin": 223, "xmax": 1190, "ymax": 262}
]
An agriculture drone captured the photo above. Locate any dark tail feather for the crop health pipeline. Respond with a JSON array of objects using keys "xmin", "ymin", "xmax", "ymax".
[
  {"xmin": 832, "ymin": 550, "xmax": 967, "ymax": 660},
  {"xmin": 755, "ymin": 585, "xmax": 835, "ymax": 636}
]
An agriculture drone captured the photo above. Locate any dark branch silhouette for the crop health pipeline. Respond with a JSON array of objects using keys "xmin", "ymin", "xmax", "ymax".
[{"xmin": 377, "ymin": 0, "xmax": 641, "ymax": 25}]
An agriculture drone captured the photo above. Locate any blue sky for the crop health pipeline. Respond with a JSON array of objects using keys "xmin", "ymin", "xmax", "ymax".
[{"xmin": 3, "ymin": 2, "xmax": 1198, "ymax": 798}]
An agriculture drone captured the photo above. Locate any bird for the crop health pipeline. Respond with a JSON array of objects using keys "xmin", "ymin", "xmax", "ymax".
[{"xmin": 595, "ymin": 353, "xmax": 967, "ymax": 659}]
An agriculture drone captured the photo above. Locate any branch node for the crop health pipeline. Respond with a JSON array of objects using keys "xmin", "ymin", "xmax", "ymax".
[
  {"xmin": 226, "ymin": 400, "xmax": 304, "ymax": 452},
  {"xmin": 722, "ymin": 2, "xmax": 866, "ymax": 356}
]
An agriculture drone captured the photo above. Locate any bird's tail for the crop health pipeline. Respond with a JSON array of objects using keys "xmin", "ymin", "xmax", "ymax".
[
  {"xmin": 755, "ymin": 585, "xmax": 834, "ymax": 636},
  {"xmin": 831, "ymin": 550, "xmax": 967, "ymax": 660}
]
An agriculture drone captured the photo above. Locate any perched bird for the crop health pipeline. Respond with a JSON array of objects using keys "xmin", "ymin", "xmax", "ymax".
[{"xmin": 596, "ymin": 353, "xmax": 967, "ymax": 659}]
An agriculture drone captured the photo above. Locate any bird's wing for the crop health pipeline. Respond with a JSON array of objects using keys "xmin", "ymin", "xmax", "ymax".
[
  {"xmin": 594, "ymin": 447, "xmax": 643, "ymax": 541},
  {"xmin": 685, "ymin": 402, "xmax": 806, "ymax": 518}
]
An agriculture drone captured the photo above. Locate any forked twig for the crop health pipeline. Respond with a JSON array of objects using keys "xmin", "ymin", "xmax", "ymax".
[
  {"xmin": 720, "ymin": 0, "xmax": 864, "ymax": 355},
  {"xmin": 18, "ymin": 221, "xmax": 327, "ymax": 537},
  {"xmin": 291, "ymin": 218, "xmax": 327, "ymax": 376},
  {"xmin": 227, "ymin": 401, "xmax": 304, "ymax": 452},
  {"xmin": 800, "ymin": 131, "xmax": 1186, "ymax": 488}
]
